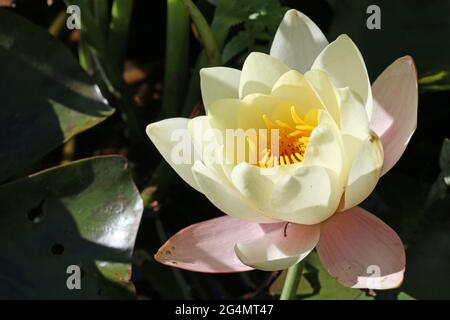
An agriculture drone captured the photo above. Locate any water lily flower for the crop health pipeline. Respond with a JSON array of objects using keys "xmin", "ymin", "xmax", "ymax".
[{"xmin": 146, "ymin": 9, "xmax": 417, "ymax": 289}]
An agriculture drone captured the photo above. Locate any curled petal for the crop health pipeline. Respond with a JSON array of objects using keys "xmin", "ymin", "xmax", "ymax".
[
  {"xmin": 155, "ymin": 216, "xmax": 283, "ymax": 273},
  {"xmin": 338, "ymin": 87, "xmax": 370, "ymax": 141},
  {"xmin": 304, "ymin": 111, "xmax": 345, "ymax": 177},
  {"xmin": 317, "ymin": 206, "xmax": 406, "ymax": 289},
  {"xmin": 339, "ymin": 133, "xmax": 384, "ymax": 211},
  {"xmin": 370, "ymin": 56, "xmax": 418, "ymax": 176},
  {"xmin": 235, "ymin": 222, "xmax": 320, "ymax": 271},
  {"xmin": 270, "ymin": 9, "xmax": 328, "ymax": 73},
  {"xmin": 269, "ymin": 165, "xmax": 342, "ymax": 225},
  {"xmin": 192, "ymin": 161, "xmax": 278, "ymax": 223}
]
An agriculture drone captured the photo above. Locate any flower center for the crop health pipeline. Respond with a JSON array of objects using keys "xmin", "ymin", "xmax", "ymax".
[{"xmin": 258, "ymin": 106, "xmax": 314, "ymax": 168}]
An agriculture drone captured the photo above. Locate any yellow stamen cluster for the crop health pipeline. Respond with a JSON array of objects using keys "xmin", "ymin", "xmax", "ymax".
[{"xmin": 258, "ymin": 106, "xmax": 313, "ymax": 168}]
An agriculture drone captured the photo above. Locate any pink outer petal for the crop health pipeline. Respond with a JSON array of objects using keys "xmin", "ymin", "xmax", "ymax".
[
  {"xmin": 316, "ymin": 207, "xmax": 405, "ymax": 289},
  {"xmin": 154, "ymin": 215, "xmax": 284, "ymax": 273},
  {"xmin": 370, "ymin": 56, "xmax": 418, "ymax": 176}
]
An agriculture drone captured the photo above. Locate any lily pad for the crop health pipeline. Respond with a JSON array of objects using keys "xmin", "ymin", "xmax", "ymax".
[
  {"xmin": 0, "ymin": 9, "xmax": 114, "ymax": 182},
  {"xmin": 0, "ymin": 156, "xmax": 143, "ymax": 299}
]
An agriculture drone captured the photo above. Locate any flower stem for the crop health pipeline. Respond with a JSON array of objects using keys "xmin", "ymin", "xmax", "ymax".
[
  {"xmin": 109, "ymin": 0, "xmax": 134, "ymax": 69},
  {"xmin": 159, "ymin": 0, "xmax": 190, "ymax": 120},
  {"xmin": 93, "ymin": 0, "xmax": 110, "ymax": 37},
  {"xmin": 48, "ymin": 10, "xmax": 67, "ymax": 38},
  {"xmin": 181, "ymin": 0, "xmax": 221, "ymax": 66},
  {"xmin": 280, "ymin": 260, "xmax": 305, "ymax": 300}
]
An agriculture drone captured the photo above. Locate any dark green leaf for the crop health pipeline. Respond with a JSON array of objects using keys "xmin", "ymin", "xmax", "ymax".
[
  {"xmin": 0, "ymin": 9, "xmax": 114, "ymax": 182},
  {"xmin": 0, "ymin": 156, "xmax": 143, "ymax": 299},
  {"xmin": 419, "ymin": 70, "xmax": 450, "ymax": 93},
  {"xmin": 220, "ymin": 0, "xmax": 287, "ymax": 64},
  {"xmin": 270, "ymin": 252, "xmax": 373, "ymax": 300},
  {"xmin": 426, "ymin": 139, "xmax": 450, "ymax": 207},
  {"xmin": 402, "ymin": 222, "xmax": 450, "ymax": 299},
  {"xmin": 214, "ymin": 0, "xmax": 272, "ymax": 28},
  {"xmin": 222, "ymin": 31, "xmax": 251, "ymax": 64},
  {"xmin": 439, "ymin": 138, "xmax": 450, "ymax": 177},
  {"xmin": 397, "ymin": 292, "xmax": 415, "ymax": 300}
]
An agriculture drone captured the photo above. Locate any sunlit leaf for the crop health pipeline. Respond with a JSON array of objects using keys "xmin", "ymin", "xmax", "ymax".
[{"xmin": 419, "ymin": 70, "xmax": 450, "ymax": 93}]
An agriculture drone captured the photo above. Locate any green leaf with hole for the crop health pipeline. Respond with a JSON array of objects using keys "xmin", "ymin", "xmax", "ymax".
[
  {"xmin": 0, "ymin": 9, "xmax": 114, "ymax": 182},
  {"xmin": 270, "ymin": 252, "xmax": 373, "ymax": 300},
  {"xmin": 0, "ymin": 156, "xmax": 143, "ymax": 299}
]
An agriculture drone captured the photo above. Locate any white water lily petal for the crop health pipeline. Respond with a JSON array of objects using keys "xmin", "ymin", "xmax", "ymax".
[
  {"xmin": 312, "ymin": 35, "xmax": 373, "ymax": 119},
  {"xmin": 188, "ymin": 116, "xmax": 210, "ymax": 155},
  {"xmin": 146, "ymin": 118, "xmax": 201, "ymax": 193},
  {"xmin": 270, "ymin": 9, "xmax": 328, "ymax": 73},
  {"xmin": 235, "ymin": 222, "xmax": 320, "ymax": 271},
  {"xmin": 271, "ymin": 69, "xmax": 326, "ymax": 117},
  {"xmin": 305, "ymin": 69, "xmax": 340, "ymax": 126},
  {"xmin": 200, "ymin": 67, "xmax": 241, "ymax": 112},
  {"xmin": 239, "ymin": 52, "xmax": 290, "ymax": 99},
  {"xmin": 239, "ymin": 94, "xmax": 281, "ymax": 129},
  {"xmin": 207, "ymin": 98, "xmax": 241, "ymax": 132},
  {"xmin": 303, "ymin": 111, "xmax": 345, "ymax": 177},
  {"xmin": 338, "ymin": 87, "xmax": 370, "ymax": 140},
  {"xmin": 339, "ymin": 133, "xmax": 384, "ymax": 211},
  {"xmin": 230, "ymin": 162, "xmax": 274, "ymax": 212},
  {"xmin": 269, "ymin": 165, "xmax": 342, "ymax": 225},
  {"xmin": 192, "ymin": 161, "xmax": 278, "ymax": 223},
  {"xmin": 188, "ymin": 115, "xmax": 225, "ymax": 175},
  {"xmin": 338, "ymin": 88, "xmax": 372, "ymax": 179}
]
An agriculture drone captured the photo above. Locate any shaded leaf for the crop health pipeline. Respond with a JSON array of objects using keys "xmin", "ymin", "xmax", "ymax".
[
  {"xmin": 0, "ymin": 9, "xmax": 114, "ymax": 182},
  {"xmin": 397, "ymin": 292, "xmax": 415, "ymax": 300},
  {"xmin": 214, "ymin": 0, "xmax": 272, "ymax": 28},
  {"xmin": 426, "ymin": 138, "xmax": 450, "ymax": 207},
  {"xmin": 220, "ymin": 0, "xmax": 287, "ymax": 64},
  {"xmin": 270, "ymin": 252, "xmax": 373, "ymax": 300},
  {"xmin": 401, "ymin": 221, "xmax": 450, "ymax": 299},
  {"xmin": 222, "ymin": 31, "xmax": 251, "ymax": 64},
  {"xmin": 0, "ymin": 156, "xmax": 143, "ymax": 299},
  {"xmin": 419, "ymin": 69, "xmax": 450, "ymax": 93}
]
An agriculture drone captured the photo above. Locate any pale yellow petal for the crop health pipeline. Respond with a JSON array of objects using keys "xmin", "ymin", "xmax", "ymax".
[{"xmin": 239, "ymin": 52, "xmax": 290, "ymax": 98}]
